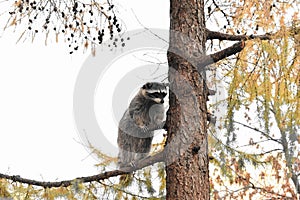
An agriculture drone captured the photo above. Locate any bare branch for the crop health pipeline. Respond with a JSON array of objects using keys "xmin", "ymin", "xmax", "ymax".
[
  {"xmin": 233, "ymin": 120, "xmax": 281, "ymax": 144},
  {"xmin": 197, "ymin": 41, "xmax": 245, "ymax": 69},
  {"xmin": 132, "ymin": 9, "xmax": 168, "ymax": 43},
  {"xmin": 0, "ymin": 151, "xmax": 165, "ymax": 188},
  {"xmin": 206, "ymin": 29, "xmax": 273, "ymax": 41},
  {"xmin": 255, "ymin": 148, "xmax": 282, "ymax": 156},
  {"xmin": 211, "ymin": 0, "xmax": 231, "ymax": 25}
]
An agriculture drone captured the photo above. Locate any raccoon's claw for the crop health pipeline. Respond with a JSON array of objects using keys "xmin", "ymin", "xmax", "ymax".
[
  {"xmin": 129, "ymin": 161, "xmax": 136, "ymax": 168},
  {"xmin": 142, "ymin": 127, "xmax": 149, "ymax": 133}
]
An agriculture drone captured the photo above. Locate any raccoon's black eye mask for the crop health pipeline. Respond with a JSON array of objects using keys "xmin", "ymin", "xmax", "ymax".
[{"xmin": 147, "ymin": 92, "xmax": 167, "ymax": 99}]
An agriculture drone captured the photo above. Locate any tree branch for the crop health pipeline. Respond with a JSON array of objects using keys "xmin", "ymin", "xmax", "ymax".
[
  {"xmin": 206, "ymin": 29, "xmax": 273, "ymax": 41},
  {"xmin": 197, "ymin": 41, "xmax": 245, "ymax": 69},
  {"xmin": 211, "ymin": 0, "xmax": 231, "ymax": 25},
  {"xmin": 0, "ymin": 151, "xmax": 165, "ymax": 188},
  {"xmin": 233, "ymin": 120, "xmax": 282, "ymax": 144}
]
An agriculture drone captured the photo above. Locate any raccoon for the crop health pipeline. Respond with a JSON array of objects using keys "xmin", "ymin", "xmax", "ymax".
[{"xmin": 117, "ymin": 82, "xmax": 168, "ymax": 168}]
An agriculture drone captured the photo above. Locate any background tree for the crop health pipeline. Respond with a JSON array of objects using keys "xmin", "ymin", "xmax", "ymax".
[
  {"xmin": 0, "ymin": 0, "xmax": 299, "ymax": 199},
  {"xmin": 205, "ymin": 1, "xmax": 300, "ymax": 198}
]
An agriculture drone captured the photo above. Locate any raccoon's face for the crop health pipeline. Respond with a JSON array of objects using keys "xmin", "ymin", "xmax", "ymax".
[{"xmin": 141, "ymin": 82, "xmax": 168, "ymax": 104}]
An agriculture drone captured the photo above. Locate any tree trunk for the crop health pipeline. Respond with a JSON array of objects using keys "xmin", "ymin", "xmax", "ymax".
[{"xmin": 165, "ymin": 0, "xmax": 209, "ymax": 199}]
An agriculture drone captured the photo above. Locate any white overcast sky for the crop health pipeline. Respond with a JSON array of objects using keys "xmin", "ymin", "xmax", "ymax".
[{"xmin": 0, "ymin": 0, "xmax": 169, "ymax": 181}]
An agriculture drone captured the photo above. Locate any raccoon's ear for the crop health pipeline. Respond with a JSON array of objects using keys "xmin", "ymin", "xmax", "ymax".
[
  {"xmin": 163, "ymin": 82, "xmax": 169, "ymax": 87},
  {"xmin": 142, "ymin": 82, "xmax": 153, "ymax": 89}
]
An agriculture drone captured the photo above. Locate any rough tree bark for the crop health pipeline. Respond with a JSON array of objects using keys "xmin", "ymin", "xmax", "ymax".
[{"xmin": 165, "ymin": 0, "xmax": 209, "ymax": 199}]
